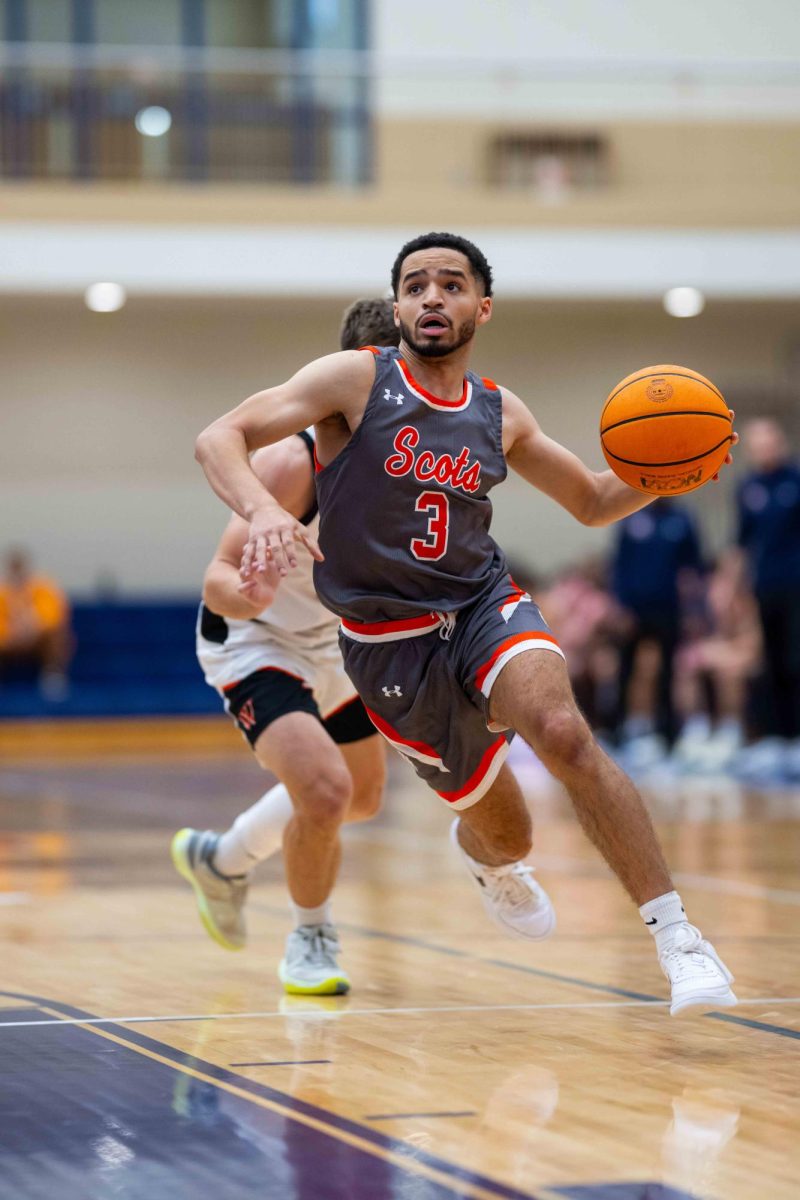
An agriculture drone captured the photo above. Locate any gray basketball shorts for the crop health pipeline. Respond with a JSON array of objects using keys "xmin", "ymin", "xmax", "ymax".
[{"xmin": 338, "ymin": 574, "xmax": 565, "ymax": 810}]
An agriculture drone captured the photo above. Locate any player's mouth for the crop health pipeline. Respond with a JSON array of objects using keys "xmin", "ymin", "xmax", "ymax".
[{"xmin": 417, "ymin": 315, "xmax": 451, "ymax": 337}]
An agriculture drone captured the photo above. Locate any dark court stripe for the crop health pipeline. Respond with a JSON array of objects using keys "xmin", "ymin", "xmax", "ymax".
[
  {"xmin": 706, "ymin": 1012, "xmax": 800, "ymax": 1040},
  {"xmin": 230, "ymin": 1059, "xmax": 331, "ymax": 1067},
  {"xmin": 0, "ymin": 989, "xmax": 543, "ymax": 1200},
  {"xmin": 367, "ymin": 1111, "xmax": 477, "ymax": 1121},
  {"xmin": 485, "ymin": 959, "xmax": 661, "ymax": 1003}
]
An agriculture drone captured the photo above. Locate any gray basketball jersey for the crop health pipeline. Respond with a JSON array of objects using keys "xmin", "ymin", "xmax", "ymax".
[{"xmin": 314, "ymin": 346, "xmax": 509, "ymax": 623}]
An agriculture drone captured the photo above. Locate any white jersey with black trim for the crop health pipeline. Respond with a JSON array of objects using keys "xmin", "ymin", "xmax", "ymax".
[{"xmin": 196, "ymin": 431, "xmax": 339, "ymax": 690}]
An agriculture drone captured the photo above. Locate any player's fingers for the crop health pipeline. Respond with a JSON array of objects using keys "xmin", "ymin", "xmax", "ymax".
[
  {"xmin": 255, "ymin": 535, "xmax": 269, "ymax": 574},
  {"xmin": 280, "ymin": 529, "xmax": 298, "ymax": 570},
  {"xmin": 729, "ymin": 408, "xmax": 735, "ymax": 420},
  {"xmin": 268, "ymin": 534, "xmax": 288, "ymax": 577},
  {"xmin": 731, "ymin": 431, "xmax": 740, "ymax": 446},
  {"xmin": 241, "ymin": 539, "xmax": 256, "ymax": 578},
  {"xmin": 299, "ymin": 529, "xmax": 325, "ymax": 562}
]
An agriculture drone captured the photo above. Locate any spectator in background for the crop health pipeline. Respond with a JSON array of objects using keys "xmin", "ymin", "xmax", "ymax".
[
  {"xmin": 672, "ymin": 551, "xmax": 762, "ymax": 773},
  {"xmin": 537, "ymin": 559, "xmax": 622, "ymax": 737},
  {"xmin": 736, "ymin": 418, "xmax": 800, "ymax": 780},
  {"xmin": 0, "ymin": 548, "xmax": 72, "ymax": 699},
  {"xmin": 611, "ymin": 498, "xmax": 703, "ymax": 769}
]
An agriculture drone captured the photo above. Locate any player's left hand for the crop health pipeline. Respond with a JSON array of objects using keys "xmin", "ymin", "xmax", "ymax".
[{"xmin": 712, "ymin": 410, "xmax": 738, "ymax": 481}]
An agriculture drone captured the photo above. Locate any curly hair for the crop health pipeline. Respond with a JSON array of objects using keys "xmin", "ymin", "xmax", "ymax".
[{"xmin": 390, "ymin": 232, "xmax": 493, "ymax": 298}]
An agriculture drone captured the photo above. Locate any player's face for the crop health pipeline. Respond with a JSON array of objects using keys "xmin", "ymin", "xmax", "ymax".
[{"xmin": 394, "ymin": 249, "xmax": 492, "ymax": 359}]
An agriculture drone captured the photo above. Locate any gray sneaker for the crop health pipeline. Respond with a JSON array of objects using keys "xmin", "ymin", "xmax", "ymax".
[
  {"xmin": 278, "ymin": 924, "xmax": 351, "ymax": 995},
  {"xmin": 171, "ymin": 827, "xmax": 248, "ymax": 950}
]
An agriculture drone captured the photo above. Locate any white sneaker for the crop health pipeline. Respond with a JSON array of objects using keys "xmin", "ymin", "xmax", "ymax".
[
  {"xmin": 449, "ymin": 818, "xmax": 555, "ymax": 941},
  {"xmin": 278, "ymin": 924, "xmax": 351, "ymax": 996},
  {"xmin": 171, "ymin": 827, "xmax": 248, "ymax": 950},
  {"xmin": 657, "ymin": 923, "xmax": 738, "ymax": 1017}
]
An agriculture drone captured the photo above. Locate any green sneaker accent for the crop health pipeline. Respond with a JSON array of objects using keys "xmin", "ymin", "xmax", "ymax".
[
  {"xmin": 278, "ymin": 924, "xmax": 351, "ymax": 995},
  {"xmin": 171, "ymin": 827, "xmax": 247, "ymax": 951}
]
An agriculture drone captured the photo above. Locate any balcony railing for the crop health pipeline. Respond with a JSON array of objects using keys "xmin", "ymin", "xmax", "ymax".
[{"xmin": 0, "ymin": 44, "xmax": 372, "ymax": 184}]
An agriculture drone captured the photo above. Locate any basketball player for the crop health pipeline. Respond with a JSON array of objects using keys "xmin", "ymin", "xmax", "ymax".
[
  {"xmin": 173, "ymin": 299, "xmax": 397, "ymax": 995},
  {"xmin": 195, "ymin": 233, "xmax": 738, "ymax": 1017}
]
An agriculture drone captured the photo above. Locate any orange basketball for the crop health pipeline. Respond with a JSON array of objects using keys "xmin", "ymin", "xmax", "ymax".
[{"xmin": 600, "ymin": 364, "xmax": 733, "ymax": 496}]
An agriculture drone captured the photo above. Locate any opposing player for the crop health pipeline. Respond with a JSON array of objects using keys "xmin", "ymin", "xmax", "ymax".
[
  {"xmin": 195, "ymin": 233, "xmax": 738, "ymax": 1016},
  {"xmin": 173, "ymin": 299, "xmax": 397, "ymax": 995}
]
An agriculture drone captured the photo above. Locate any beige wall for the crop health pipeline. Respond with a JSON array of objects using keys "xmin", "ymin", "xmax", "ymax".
[
  {"xmin": 2, "ymin": 119, "xmax": 800, "ymax": 229},
  {"xmin": 2, "ymin": 294, "xmax": 798, "ymax": 596}
]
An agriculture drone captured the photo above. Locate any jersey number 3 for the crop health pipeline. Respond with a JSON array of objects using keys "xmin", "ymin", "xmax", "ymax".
[{"xmin": 411, "ymin": 491, "xmax": 449, "ymax": 561}]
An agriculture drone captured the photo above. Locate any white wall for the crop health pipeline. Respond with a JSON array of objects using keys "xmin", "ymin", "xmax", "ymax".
[
  {"xmin": 2, "ymin": 294, "xmax": 798, "ymax": 597},
  {"xmin": 377, "ymin": 0, "xmax": 800, "ymax": 63},
  {"xmin": 375, "ymin": 0, "xmax": 800, "ymax": 118}
]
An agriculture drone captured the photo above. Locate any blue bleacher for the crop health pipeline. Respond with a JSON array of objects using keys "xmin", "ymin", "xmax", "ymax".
[{"xmin": 0, "ymin": 600, "xmax": 219, "ymax": 720}]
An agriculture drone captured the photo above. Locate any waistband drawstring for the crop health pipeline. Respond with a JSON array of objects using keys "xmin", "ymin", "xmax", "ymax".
[{"xmin": 436, "ymin": 611, "xmax": 457, "ymax": 641}]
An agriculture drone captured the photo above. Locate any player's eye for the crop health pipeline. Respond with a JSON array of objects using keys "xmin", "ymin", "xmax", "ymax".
[{"xmin": 445, "ymin": 282, "xmax": 461, "ymax": 291}]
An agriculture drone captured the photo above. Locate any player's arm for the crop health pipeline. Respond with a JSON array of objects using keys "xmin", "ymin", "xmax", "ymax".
[
  {"xmin": 202, "ymin": 437, "xmax": 315, "ymax": 618},
  {"xmin": 502, "ymin": 389, "xmax": 652, "ymax": 527},
  {"xmin": 195, "ymin": 350, "xmax": 375, "ymax": 576}
]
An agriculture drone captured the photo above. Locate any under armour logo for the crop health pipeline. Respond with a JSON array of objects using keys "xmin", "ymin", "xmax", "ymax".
[
  {"xmin": 384, "ymin": 388, "xmax": 405, "ymax": 405},
  {"xmin": 238, "ymin": 699, "xmax": 257, "ymax": 730},
  {"xmin": 382, "ymin": 684, "xmax": 403, "ymax": 698}
]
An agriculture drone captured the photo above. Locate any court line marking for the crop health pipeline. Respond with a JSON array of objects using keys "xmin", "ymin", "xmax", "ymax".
[
  {"xmin": 24, "ymin": 999, "xmax": 542, "ymax": 1200},
  {"xmin": 707, "ymin": 1012, "xmax": 800, "ymax": 1041},
  {"xmin": 1, "ymin": 995, "xmax": 798, "ymax": 1029},
  {"xmin": 229, "ymin": 1058, "xmax": 332, "ymax": 1066},
  {"xmin": 368, "ymin": 1111, "xmax": 478, "ymax": 1121},
  {"xmin": 350, "ymin": 826, "xmax": 800, "ymax": 906}
]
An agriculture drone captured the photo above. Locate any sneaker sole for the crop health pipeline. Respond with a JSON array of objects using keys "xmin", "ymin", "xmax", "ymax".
[
  {"xmin": 170, "ymin": 828, "xmax": 244, "ymax": 952},
  {"xmin": 278, "ymin": 961, "xmax": 351, "ymax": 996},
  {"xmin": 670, "ymin": 986, "xmax": 738, "ymax": 1018},
  {"xmin": 450, "ymin": 819, "xmax": 556, "ymax": 942}
]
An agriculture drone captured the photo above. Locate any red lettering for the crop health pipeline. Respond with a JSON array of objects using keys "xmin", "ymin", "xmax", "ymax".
[
  {"xmin": 384, "ymin": 427, "xmax": 482, "ymax": 494},
  {"xmin": 385, "ymin": 426, "xmax": 419, "ymax": 476},
  {"xmin": 415, "ymin": 450, "xmax": 436, "ymax": 481},
  {"xmin": 460, "ymin": 463, "xmax": 481, "ymax": 493}
]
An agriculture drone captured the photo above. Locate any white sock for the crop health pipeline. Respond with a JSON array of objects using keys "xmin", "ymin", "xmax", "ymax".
[
  {"xmin": 639, "ymin": 891, "xmax": 687, "ymax": 949},
  {"xmin": 291, "ymin": 900, "xmax": 333, "ymax": 929},
  {"xmin": 213, "ymin": 783, "xmax": 294, "ymax": 877}
]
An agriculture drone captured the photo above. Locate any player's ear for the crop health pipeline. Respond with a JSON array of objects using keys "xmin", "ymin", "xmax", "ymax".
[{"xmin": 476, "ymin": 296, "xmax": 493, "ymax": 326}]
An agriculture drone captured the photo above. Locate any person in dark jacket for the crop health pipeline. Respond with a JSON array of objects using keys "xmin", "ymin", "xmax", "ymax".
[
  {"xmin": 736, "ymin": 418, "xmax": 800, "ymax": 779},
  {"xmin": 611, "ymin": 498, "xmax": 703, "ymax": 762}
]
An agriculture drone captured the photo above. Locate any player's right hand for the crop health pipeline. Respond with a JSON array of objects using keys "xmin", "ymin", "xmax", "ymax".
[{"xmin": 241, "ymin": 502, "xmax": 324, "ymax": 579}]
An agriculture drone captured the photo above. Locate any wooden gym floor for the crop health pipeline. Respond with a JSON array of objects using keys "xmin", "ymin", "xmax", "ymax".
[{"xmin": 0, "ymin": 716, "xmax": 798, "ymax": 1200}]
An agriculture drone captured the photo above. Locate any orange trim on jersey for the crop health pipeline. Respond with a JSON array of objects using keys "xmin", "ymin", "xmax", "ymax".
[
  {"xmin": 221, "ymin": 665, "xmax": 307, "ymax": 694},
  {"xmin": 396, "ymin": 358, "xmax": 469, "ymax": 409},
  {"xmin": 498, "ymin": 579, "xmax": 528, "ymax": 613},
  {"xmin": 474, "ymin": 632, "xmax": 561, "ymax": 692},
  {"xmin": 435, "ymin": 734, "xmax": 507, "ymax": 804},
  {"xmin": 357, "ymin": 345, "xmax": 382, "ymax": 355},
  {"xmin": 481, "ymin": 377, "xmax": 498, "ymax": 390},
  {"xmin": 364, "ymin": 705, "xmax": 442, "ymax": 760},
  {"xmin": 312, "ymin": 441, "xmax": 323, "ymax": 475},
  {"xmin": 341, "ymin": 612, "xmax": 441, "ymax": 637}
]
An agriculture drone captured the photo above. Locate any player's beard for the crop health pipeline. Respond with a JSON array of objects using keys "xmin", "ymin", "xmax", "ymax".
[{"xmin": 398, "ymin": 317, "xmax": 476, "ymax": 359}]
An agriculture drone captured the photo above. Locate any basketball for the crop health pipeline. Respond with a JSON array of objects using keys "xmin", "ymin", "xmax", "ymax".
[{"xmin": 600, "ymin": 364, "xmax": 733, "ymax": 495}]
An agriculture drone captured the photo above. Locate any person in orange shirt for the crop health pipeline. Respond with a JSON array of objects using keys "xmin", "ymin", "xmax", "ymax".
[{"xmin": 0, "ymin": 548, "xmax": 72, "ymax": 698}]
